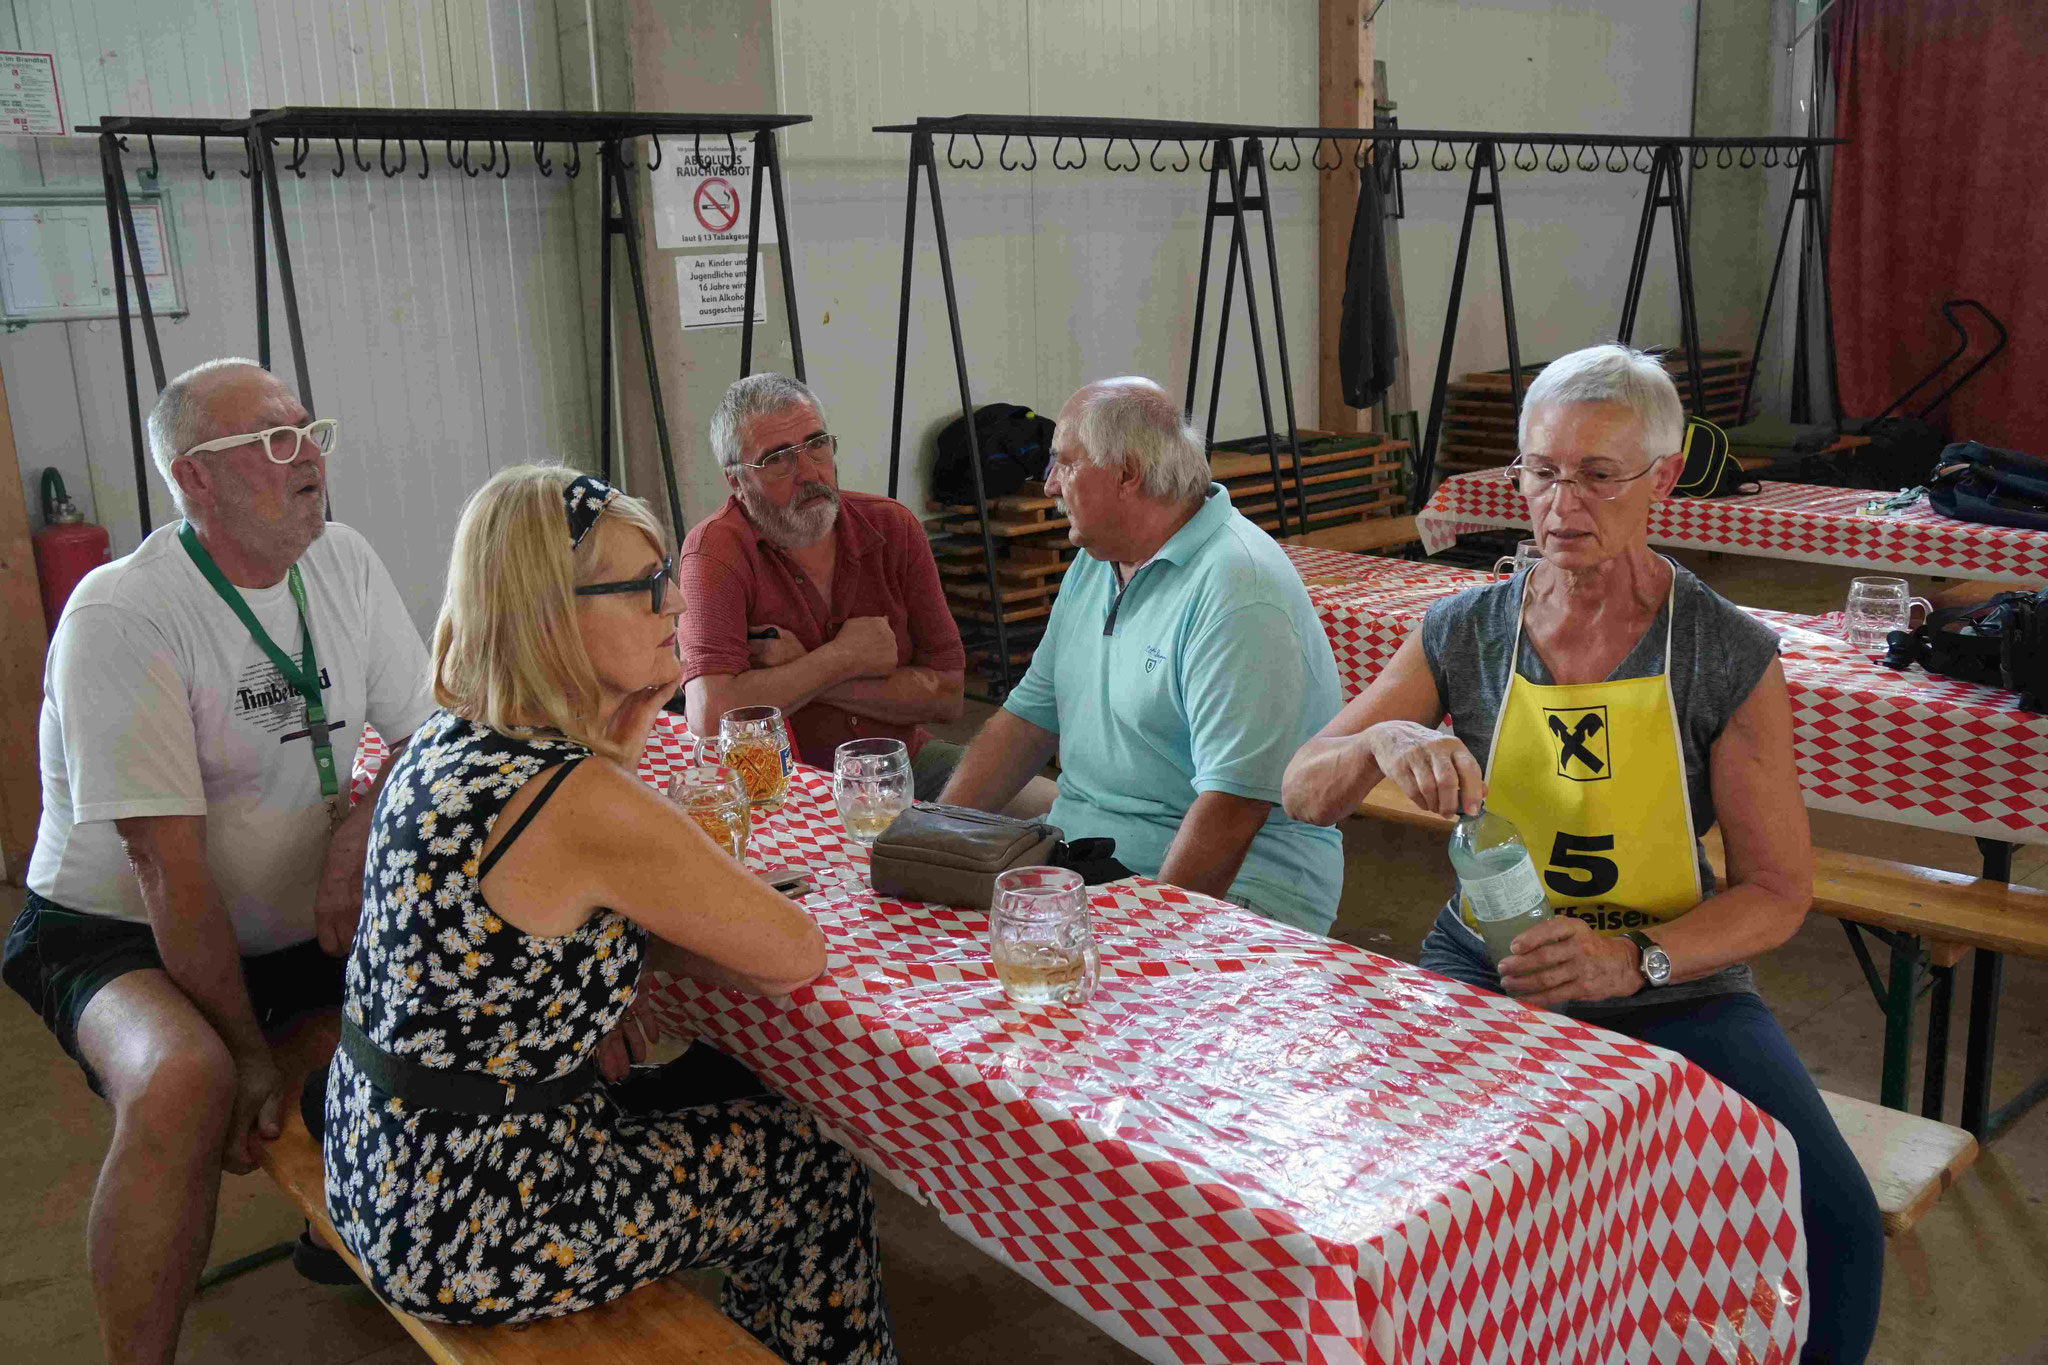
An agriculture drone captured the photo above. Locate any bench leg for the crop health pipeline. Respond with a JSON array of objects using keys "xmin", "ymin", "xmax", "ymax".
[
  {"xmin": 1921, "ymin": 963, "xmax": 1953, "ymax": 1121},
  {"xmin": 1961, "ymin": 948, "xmax": 2003, "ymax": 1140},
  {"xmin": 1881, "ymin": 935, "xmax": 1921, "ymax": 1112}
]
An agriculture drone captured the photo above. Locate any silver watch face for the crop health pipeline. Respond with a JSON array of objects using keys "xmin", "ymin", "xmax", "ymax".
[{"xmin": 1643, "ymin": 944, "xmax": 1672, "ymax": 986}]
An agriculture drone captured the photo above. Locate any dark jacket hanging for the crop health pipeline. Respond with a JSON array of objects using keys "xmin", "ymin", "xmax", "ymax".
[{"xmin": 1339, "ymin": 159, "xmax": 1399, "ymax": 409}]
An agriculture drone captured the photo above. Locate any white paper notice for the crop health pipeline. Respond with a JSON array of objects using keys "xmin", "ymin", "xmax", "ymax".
[
  {"xmin": 651, "ymin": 139, "xmax": 779, "ymax": 250},
  {"xmin": 676, "ymin": 253, "xmax": 767, "ymax": 330},
  {"xmin": 0, "ymin": 52, "xmax": 62, "ymax": 136}
]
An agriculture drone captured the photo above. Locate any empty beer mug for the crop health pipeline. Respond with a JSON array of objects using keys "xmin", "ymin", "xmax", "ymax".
[
  {"xmin": 1843, "ymin": 577, "xmax": 1931, "ymax": 654},
  {"xmin": 1493, "ymin": 540, "xmax": 1543, "ymax": 578}
]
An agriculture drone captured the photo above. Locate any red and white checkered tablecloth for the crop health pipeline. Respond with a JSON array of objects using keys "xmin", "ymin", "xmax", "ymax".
[
  {"xmin": 350, "ymin": 720, "xmax": 1809, "ymax": 1363},
  {"xmin": 1280, "ymin": 547, "xmax": 2048, "ymax": 848},
  {"xmin": 1413, "ymin": 471, "xmax": 2048, "ymax": 587}
]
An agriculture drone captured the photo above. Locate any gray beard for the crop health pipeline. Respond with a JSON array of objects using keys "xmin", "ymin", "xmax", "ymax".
[{"xmin": 739, "ymin": 481, "xmax": 840, "ymax": 550}]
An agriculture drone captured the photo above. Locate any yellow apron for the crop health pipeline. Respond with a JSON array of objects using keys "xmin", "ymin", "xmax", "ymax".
[{"xmin": 1462, "ymin": 572, "xmax": 1703, "ymax": 938}]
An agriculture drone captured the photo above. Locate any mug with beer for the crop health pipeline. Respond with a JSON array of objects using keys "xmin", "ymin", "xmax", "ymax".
[
  {"xmin": 718, "ymin": 705, "xmax": 793, "ymax": 813},
  {"xmin": 667, "ymin": 759, "xmax": 752, "ymax": 861}
]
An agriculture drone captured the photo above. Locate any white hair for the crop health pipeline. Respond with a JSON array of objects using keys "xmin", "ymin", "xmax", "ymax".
[
  {"xmin": 709, "ymin": 372, "xmax": 825, "ymax": 470},
  {"xmin": 1062, "ymin": 378, "xmax": 1210, "ymax": 505},
  {"xmin": 1517, "ymin": 344, "xmax": 1684, "ymax": 461},
  {"xmin": 146, "ymin": 357, "xmax": 264, "ymax": 514}
]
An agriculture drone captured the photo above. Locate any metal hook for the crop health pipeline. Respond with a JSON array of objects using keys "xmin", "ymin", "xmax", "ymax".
[
  {"xmin": 565, "ymin": 142, "xmax": 582, "ymax": 178},
  {"xmin": 1546, "ymin": 142, "xmax": 1570, "ymax": 172},
  {"xmin": 1431, "ymin": 140, "xmax": 1457, "ymax": 171},
  {"xmin": 1762, "ymin": 145, "xmax": 1780, "ymax": 168},
  {"xmin": 1632, "ymin": 145, "xmax": 1654, "ymax": 173},
  {"xmin": 199, "ymin": 135, "xmax": 216, "ymax": 180},
  {"xmin": 1106, "ymin": 136, "xmax": 1140, "ymax": 171},
  {"xmin": 460, "ymin": 139, "xmax": 480, "ymax": 176},
  {"xmin": 997, "ymin": 134, "xmax": 1027, "ymax": 171},
  {"xmin": 480, "ymin": 140, "xmax": 499, "ymax": 176},
  {"xmin": 353, "ymin": 137, "xmax": 372, "ymax": 172},
  {"xmin": 1717, "ymin": 144, "xmax": 1734, "ymax": 169},
  {"xmin": 535, "ymin": 140, "xmax": 553, "ymax": 176},
  {"xmin": 1353, "ymin": 138, "xmax": 1371, "ymax": 171},
  {"xmin": 1052, "ymin": 134, "xmax": 1084, "ymax": 170},
  {"xmin": 1198, "ymin": 140, "xmax": 1214, "ymax": 172},
  {"xmin": 723, "ymin": 131, "xmax": 737, "ymax": 170},
  {"xmin": 447, "ymin": 139, "xmax": 465, "ymax": 171},
  {"xmin": 145, "ymin": 134, "xmax": 160, "ymax": 181},
  {"xmin": 239, "ymin": 138, "xmax": 253, "ymax": 179},
  {"xmin": 1514, "ymin": 141, "xmax": 1539, "ymax": 171},
  {"xmin": 1400, "ymin": 138, "xmax": 1420, "ymax": 171},
  {"xmin": 380, "ymin": 137, "xmax": 405, "ymax": 178},
  {"xmin": 332, "ymin": 137, "xmax": 347, "ymax": 178},
  {"xmin": 1691, "ymin": 146, "xmax": 1709, "ymax": 170},
  {"xmin": 418, "ymin": 138, "xmax": 430, "ymax": 179},
  {"xmin": 1739, "ymin": 144, "xmax": 1756, "ymax": 168},
  {"xmin": 1148, "ymin": 138, "xmax": 1169, "ymax": 172},
  {"xmin": 1273, "ymin": 136, "xmax": 1302, "ymax": 172},
  {"xmin": 946, "ymin": 133, "xmax": 966, "ymax": 169},
  {"xmin": 1577, "ymin": 144, "xmax": 1600, "ymax": 171},
  {"xmin": 288, "ymin": 136, "xmax": 310, "ymax": 178},
  {"xmin": 1466, "ymin": 142, "xmax": 1482, "ymax": 169},
  {"xmin": 1314, "ymin": 136, "xmax": 1341, "ymax": 171},
  {"xmin": 647, "ymin": 134, "xmax": 662, "ymax": 171},
  {"xmin": 494, "ymin": 139, "xmax": 511, "ymax": 179},
  {"xmin": 1605, "ymin": 145, "xmax": 1630, "ymax": 172}
]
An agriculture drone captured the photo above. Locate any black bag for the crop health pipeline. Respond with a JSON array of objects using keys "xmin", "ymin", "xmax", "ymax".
[
  {"xmin": 1762, "ymin": 416, "xmax": 1948, "ymax": 491},
  {"xmin": 1926, "ymin": 441, "xmax": 2048, "ymax": 532},
  {"xmin": 1671, "ymin": 416, "xmax": 1756, "ymax": 498},
  {"xmin": 931, "ymin": 403, "xmax": 1056, "ymax": 507},
  {"xmin": 1883, "ymin": 588, "xmax": 2048, "ymax": 713}
]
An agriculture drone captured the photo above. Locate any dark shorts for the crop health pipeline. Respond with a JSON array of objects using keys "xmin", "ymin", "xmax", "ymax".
[{"xmin": 2, "ymin": 888, "xmax": 345, "ymax": 1097}]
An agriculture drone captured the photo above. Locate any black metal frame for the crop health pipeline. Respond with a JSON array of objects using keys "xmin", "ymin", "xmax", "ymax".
[
  {"xmin": 876, "ymin": 115, "xmax": 1305, "ymax": 697},
  {"xmin": 84, "ymin": 106, "xmax": 812, "ymax": 539}
]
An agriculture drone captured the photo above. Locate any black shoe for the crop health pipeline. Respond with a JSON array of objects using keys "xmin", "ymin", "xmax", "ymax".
[{"xmin": 291, "ymin": 1227, "xmax": 357, "ymax": 1286}]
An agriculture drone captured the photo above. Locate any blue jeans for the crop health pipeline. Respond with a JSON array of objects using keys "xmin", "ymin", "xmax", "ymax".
[{"xmin": 1421, "ymin": 914, "xmax": 1883, "ymax": 1365}]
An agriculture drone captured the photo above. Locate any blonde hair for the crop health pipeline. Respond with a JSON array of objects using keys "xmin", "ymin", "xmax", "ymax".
[{"xmin": 432, "ymin": 465, "xmax": 667, "ymax": 762}]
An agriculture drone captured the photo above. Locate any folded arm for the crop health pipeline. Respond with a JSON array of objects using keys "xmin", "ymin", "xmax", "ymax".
[{"xmin": 819, "ymin": 666, "xmax": 965, "ymax": 726}]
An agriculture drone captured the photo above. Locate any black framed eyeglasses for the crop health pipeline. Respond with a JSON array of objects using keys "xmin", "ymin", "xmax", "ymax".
[
  {"xmin": 575, "ymin": 554, "xmax": 676, "ymax": 613},
  {"xmin": 738, "ymin": 431, "xmax": 837, "ymax": 481}
]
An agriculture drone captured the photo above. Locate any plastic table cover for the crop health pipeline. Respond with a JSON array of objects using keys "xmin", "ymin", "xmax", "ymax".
[
  {"xmin": 350, "ymin": 721, "xmax": 1808, "ymax": 1364},
  {"xmin": 1412, "ymin": 472, "xmax": 2048, "ymax": 587},
  {"xmin": 1282, "ymin": 546, "xmax": 2048, "ymax": 848}
]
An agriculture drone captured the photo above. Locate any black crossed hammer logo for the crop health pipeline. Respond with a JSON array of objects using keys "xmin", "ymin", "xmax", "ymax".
[{"xmin": 1548, "ymin": 712, "xmax": 1606, "ymax": 774}]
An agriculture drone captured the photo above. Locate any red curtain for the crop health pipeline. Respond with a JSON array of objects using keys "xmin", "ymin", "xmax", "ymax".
[{"xmin": 1830, "ymin": 0, "xmax": 2048, "ymax": 448}]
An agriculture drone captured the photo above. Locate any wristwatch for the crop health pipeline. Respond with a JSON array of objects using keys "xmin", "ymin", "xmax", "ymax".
[{"xmin": 1625, "ymin": 930, "xmax": 1672, "ymax": 988}]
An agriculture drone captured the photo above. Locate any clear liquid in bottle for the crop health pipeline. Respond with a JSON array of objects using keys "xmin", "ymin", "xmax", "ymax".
[{"xmin": 1448, "ymin": 806, "xmax": 1551, "ymax": 965}]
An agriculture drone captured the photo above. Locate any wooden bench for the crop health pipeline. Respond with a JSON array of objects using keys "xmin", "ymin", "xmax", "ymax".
[
  {"xmin": 1349, "ymin": 780, "xmax": 2035, "ymax": 1231},
  {"xmin": 254, "ymin": 1028, "xmax": 781, "ymax": 1364}
]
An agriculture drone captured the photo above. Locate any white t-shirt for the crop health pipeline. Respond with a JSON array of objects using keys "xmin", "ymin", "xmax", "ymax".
[{"xmin": 28, "ymin": 521, "xmax": 435, "ymax": 954}]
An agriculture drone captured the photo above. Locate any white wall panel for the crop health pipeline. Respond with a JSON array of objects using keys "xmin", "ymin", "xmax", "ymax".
[
  {"xmin": 770, "ymin": 0, "xmax": 1317, "ymax": 516},
  {"xmin": 1, "ymin": 0, "xmax": 594, "ymax": 634}
]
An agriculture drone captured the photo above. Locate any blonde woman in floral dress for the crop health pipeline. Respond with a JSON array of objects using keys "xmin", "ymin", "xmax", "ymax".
[{"xmin": 320, "ymin": 466, "xmax": 898, "ymax": 1363}]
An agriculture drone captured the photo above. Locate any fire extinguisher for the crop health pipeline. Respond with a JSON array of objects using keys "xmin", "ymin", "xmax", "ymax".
[{"xmin": 31, "ymin": 469, "xmax": 112, "ymax": 635}]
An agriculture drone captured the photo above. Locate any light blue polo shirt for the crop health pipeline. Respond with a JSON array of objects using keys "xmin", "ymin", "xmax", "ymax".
[{"xmin": 1003, "ymin": 484, "xmax": 1346, "ymax": 933}]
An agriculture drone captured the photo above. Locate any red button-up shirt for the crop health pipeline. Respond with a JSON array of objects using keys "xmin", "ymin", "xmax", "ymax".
[{"xmin": 678, "ymin": 491, "xmax": 966, "ymax": 768}]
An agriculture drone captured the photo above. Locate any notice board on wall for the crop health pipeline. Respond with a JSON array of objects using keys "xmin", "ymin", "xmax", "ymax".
[{"xmin": 0, "ymin": 192, "xmax": 183, "ymax": 324}]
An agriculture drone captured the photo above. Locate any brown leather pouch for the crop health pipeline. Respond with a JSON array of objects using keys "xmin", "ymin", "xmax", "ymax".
[{"xmin": 867, "ymin": 802, "xmax": 1063, "ymax": 909}]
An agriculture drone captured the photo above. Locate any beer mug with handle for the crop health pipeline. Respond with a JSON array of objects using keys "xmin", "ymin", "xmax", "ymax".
[
  {"xmin": 1844, "ymin": 577, "xmax": 1932, "ymax": 654},
  {"xmin": 1493, "ymin": 540, "xmax": 1543, "ymax": 578}
]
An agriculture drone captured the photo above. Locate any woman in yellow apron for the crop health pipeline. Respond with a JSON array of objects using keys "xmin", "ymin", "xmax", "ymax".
[{"xmin": 1283, "ymin": 346, "xmax": 1882, "ymax": 1364}]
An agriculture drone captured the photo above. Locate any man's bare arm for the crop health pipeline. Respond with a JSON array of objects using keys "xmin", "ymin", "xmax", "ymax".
[
  {"xmin": 1155, "ymin": 791, "xmax": 1272, "ymax": 900},
  {"xmin": 938, "ymin": 710, "xmax": 1060, "ymax": 813},
  {"xmin": 683, "ymin": 616, "xmax": 899, "ymax": 739},
  {"xmin": 818, "ymin": 667, "xmax": 965, "ymax": 726}
]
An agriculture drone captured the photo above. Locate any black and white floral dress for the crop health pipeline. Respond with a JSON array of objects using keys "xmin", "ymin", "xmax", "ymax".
[{"xmin": 323, "ymin": 709, "xmax": 897, "ymax": 1363}]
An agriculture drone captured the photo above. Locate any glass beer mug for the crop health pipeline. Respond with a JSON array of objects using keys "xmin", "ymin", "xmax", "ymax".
[{"xmin": 718, "ymin": 705, "xmax": 793, "ymax": 814}]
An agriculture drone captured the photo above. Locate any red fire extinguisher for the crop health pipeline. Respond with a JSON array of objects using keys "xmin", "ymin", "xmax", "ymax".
[{"xmin": 32, "ymin": 469, "xmax": 112, "ymax": 634}]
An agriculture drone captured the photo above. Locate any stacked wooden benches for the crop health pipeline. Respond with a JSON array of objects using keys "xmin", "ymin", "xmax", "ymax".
[
  {"xmin": 1349, "ymin": 780, "xmax": 2048, "ymax": 1234},
  {"xmin": 251, "ymin": 1028, "xmax": 781, "ymax": 1364},
  {"xmin": 1437, "ymin": 349, "xmax": 1753, "ymax": 474}
]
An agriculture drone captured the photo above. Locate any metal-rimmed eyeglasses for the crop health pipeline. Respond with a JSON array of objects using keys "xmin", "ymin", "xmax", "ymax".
[
  {"xmin": 575, "ymin": 554, "xmax": 677, "ymax": 614},
  {"xmin": 737, "ymin": 432, "xmax": 837, "ymax": 481},
  {"xmin": 1504, "ymin": 453, "xmax": 1669, "ymax": 501},
  {"xmin": 180, "ymin": 418, "xmax": 340, "ymax": 465}
]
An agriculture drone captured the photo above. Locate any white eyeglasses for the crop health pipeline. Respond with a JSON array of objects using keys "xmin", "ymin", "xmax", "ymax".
[{"xmin": 180, "ymin": 418, "xmax": 340, "ymax": 465}]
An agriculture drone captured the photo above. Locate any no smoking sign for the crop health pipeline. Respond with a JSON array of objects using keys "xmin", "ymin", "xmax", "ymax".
[
  {"xmin": 653, "ymin": 140, "xmax": 778, "ymax": 249},
  {"xmin": 692, "ymin": 178, "xmax": 742, "ymax": 234}
]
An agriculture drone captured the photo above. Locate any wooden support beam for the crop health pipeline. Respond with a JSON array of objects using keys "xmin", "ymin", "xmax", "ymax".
[
  {"xmin": 1318, "ymin": 0, "xmax": 1373, "ymax": 435},
  {"xmin": 0, "ymin": 365, "xmax": 45, "ymax": 885}
]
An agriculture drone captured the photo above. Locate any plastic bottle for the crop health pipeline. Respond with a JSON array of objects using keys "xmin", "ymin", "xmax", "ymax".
[{"xmin": 1448, "ymin": 806, "xmax": 1551, "ymax": 964}]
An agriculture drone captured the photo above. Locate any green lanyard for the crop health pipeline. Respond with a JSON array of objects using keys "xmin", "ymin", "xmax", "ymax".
[{"xmin": 178, "ymin": 522, "xmax": 341, "ymax": 812}]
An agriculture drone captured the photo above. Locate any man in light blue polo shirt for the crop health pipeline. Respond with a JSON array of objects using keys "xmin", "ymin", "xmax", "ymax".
[{"xmin": 940, "ymin": 377, "xmax": 1346, "ymax": 934}]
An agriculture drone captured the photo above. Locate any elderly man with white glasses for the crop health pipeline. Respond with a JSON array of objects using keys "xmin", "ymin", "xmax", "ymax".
[
  {"xmin": 1282, "ymin": 343, "xmax": 1882, "ymax": 1364},
  {"xmin": 680, "ymin": 372, "xmax": 977, "ymax": 801},
  {"xmin": 3, "ymin": 358, "xmax": 433, "ymax": 1361}
]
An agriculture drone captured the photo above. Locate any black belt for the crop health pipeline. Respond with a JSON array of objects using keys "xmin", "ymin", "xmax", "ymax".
[{"xmin": 338, "ymin": 1015, "xmax": 599, "ymax": 1114}]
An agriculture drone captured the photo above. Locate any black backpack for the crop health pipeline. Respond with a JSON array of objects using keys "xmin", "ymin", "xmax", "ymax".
[
  {"xmin": 1927, "ymin": 441, "xmax": 2048, "ymax": 532},
  {"xmin": 931, "ymin": 403, "xmax": 1056, "ymax": 506},
  {"xmin": 1883, "ymin": 588, "xmax": 2048, "ymax": 713},
  {"xmin": 1672, "ymin": 416, "xmax": 1756, "ymax": 498},
  {"xmin": 1763, "ymin": 416, "xmax": 1949, "ymax": 491}
]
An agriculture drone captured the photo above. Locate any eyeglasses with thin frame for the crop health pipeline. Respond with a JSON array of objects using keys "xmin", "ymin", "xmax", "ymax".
[
  {"xmin": 1504, "ymin": 452, "xmax": 1670, "ymax": 502},
  {"xmin": 180, "ymin": 418, "xmax": 340, "ymax": 465},
  {"xmin": 575, "ymin": 554, "xmax": 677, "ymax": 614},
  {"xmin": 737, "ymin": 431, "xmax": 837, "ymax": 481}
]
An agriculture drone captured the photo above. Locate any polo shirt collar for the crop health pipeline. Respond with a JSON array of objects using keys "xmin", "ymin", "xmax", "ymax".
[{"xmin": 1149, "ymin": 483, "xmax": 1233, "ymax": 567}]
